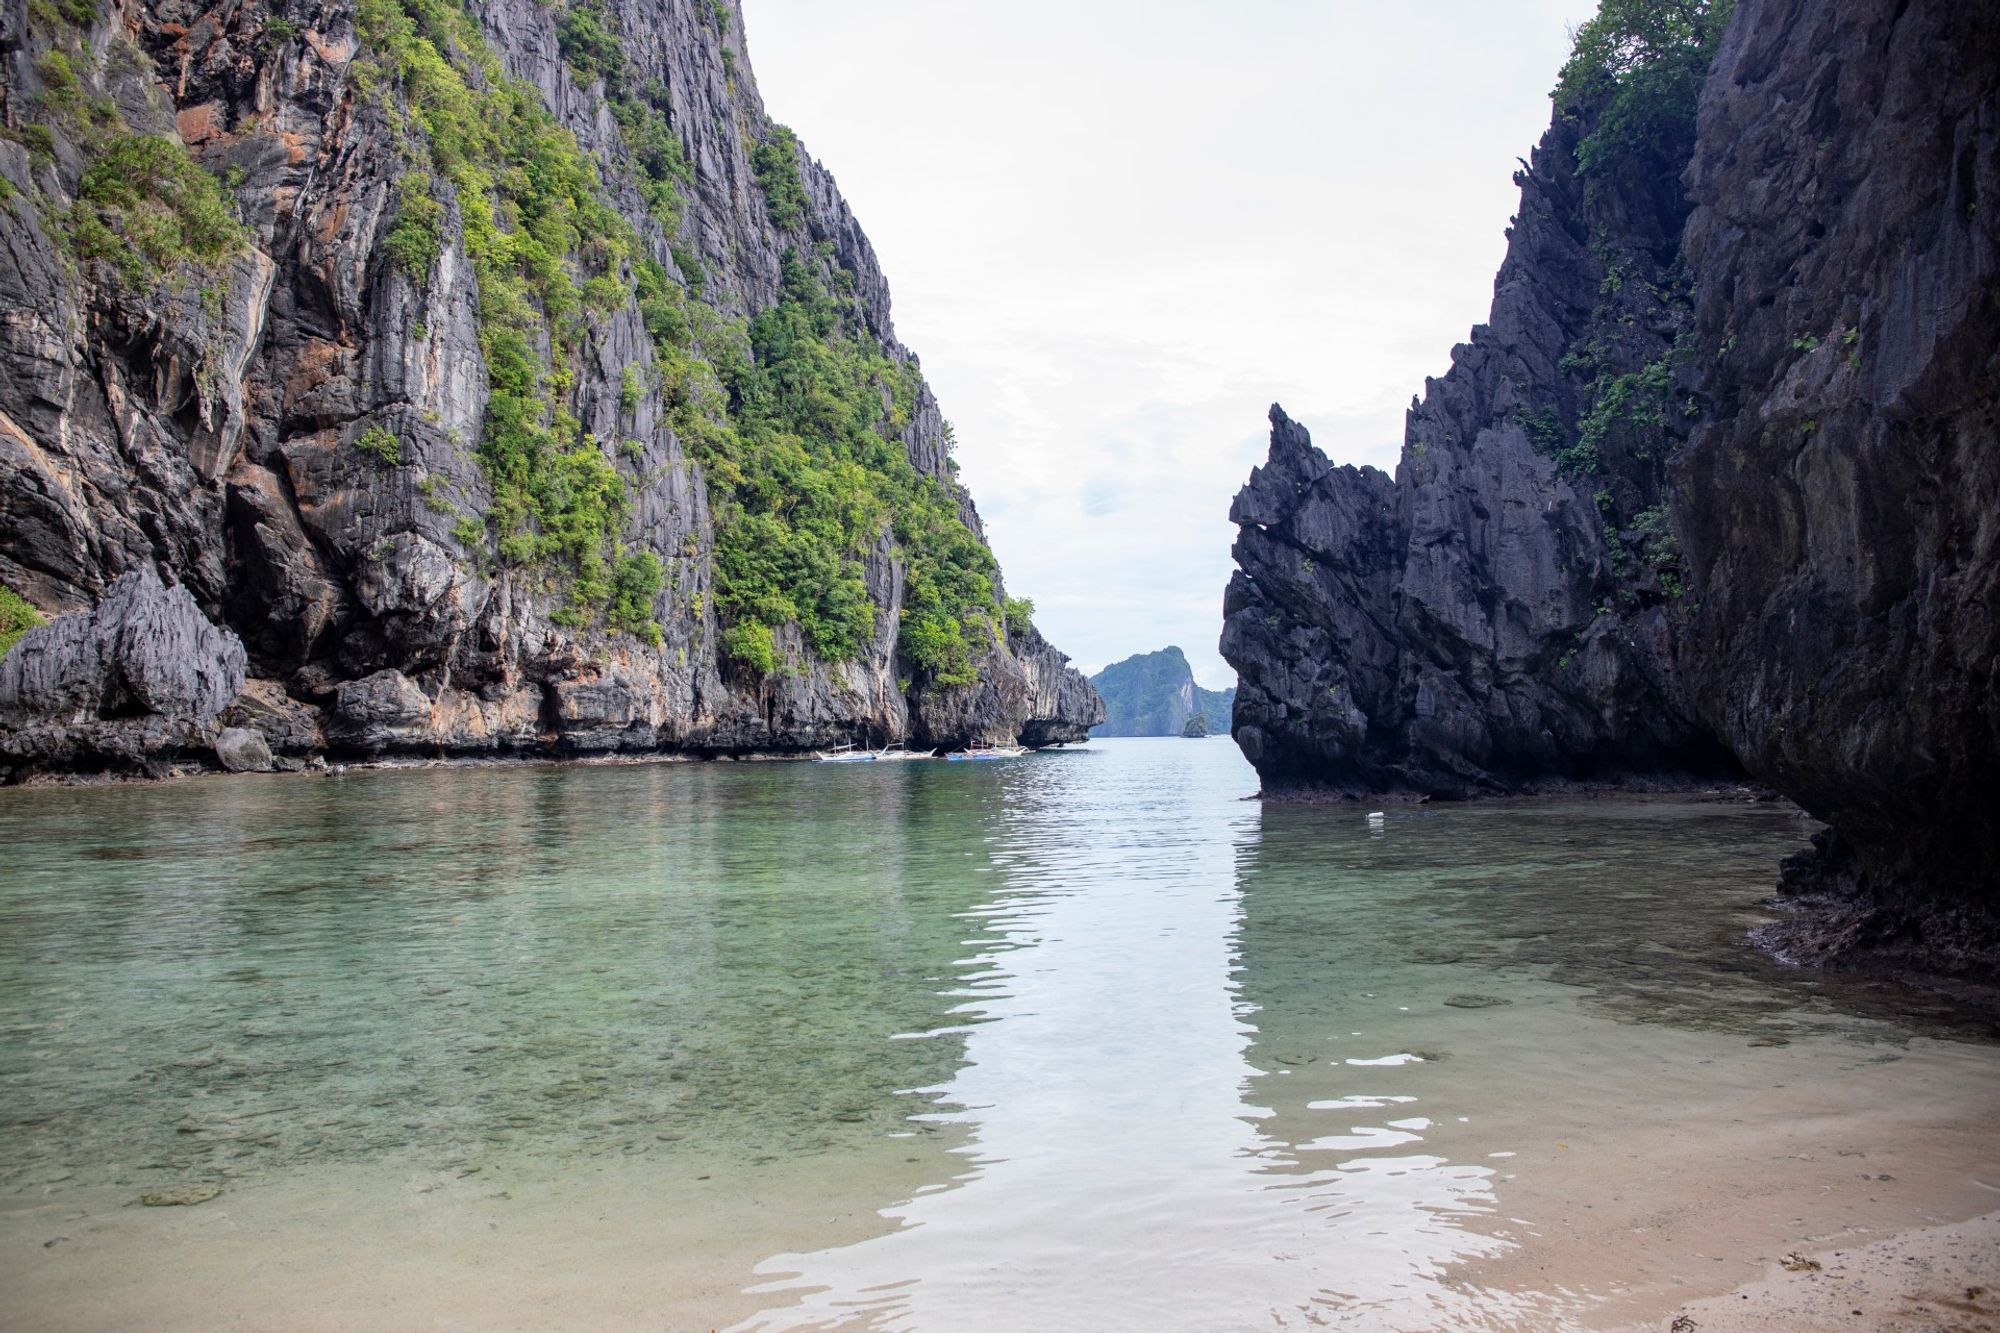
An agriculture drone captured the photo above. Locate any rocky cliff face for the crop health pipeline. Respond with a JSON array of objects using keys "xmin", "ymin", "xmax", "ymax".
[
  {"xmin": 1222, "ymin": 72, "xmax": 1736, "ymax": 796},
  {"xmin": 1222, "ymin": 0, "xmax": 1998, "ymax": 973},
  {"xmin": 0, "ymin": 0, "xmax": 1100, "ymax": 778},
  {"xmin": 1675, "ymin": 0, "xmax": 1999, "ymax": 972}
]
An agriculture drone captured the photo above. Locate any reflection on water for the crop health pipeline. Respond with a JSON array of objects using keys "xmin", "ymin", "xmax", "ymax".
[
  {"xmin": 0, "ymin": 740, "xmax": 1970, "ymax": 1329},
  {"xmin": 738, "ymin": 746, "xmax": 1555, "ymax": 1331}
]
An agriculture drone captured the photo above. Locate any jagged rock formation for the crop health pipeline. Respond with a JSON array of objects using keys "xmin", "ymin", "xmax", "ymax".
[
  {"xmin": 1221, "ymin": 77, "xmax": 1736, "ymax": 795},
  {"xmin": 1222, "ymin": 0, "xmax": 1998, "ymax": 972},
  {"xmin": 1676, "ymin": 0, "xmax": 1999, "ymax": 971},
  {"xmin": 0, "ymin": 0, "xmax": 1100, "ymax": 778},
  {"xmin": 1087, "ymin": 645, "xmax": 1234, "ymax": 738},
  {"xmin": 0, "ymin": 568, "xmax": 246, "ymax": 770}
]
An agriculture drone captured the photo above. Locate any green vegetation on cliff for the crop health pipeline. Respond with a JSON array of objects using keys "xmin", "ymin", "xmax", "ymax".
[
  {"xmin": 697, "ymin": 250, "xmax": 996, "ymax": 683},
  {"xmin": 356, "ymin": 0, "xmax": 1003, "ymax": 678},
  {"xmin": 1512, "ymin": 0, "xmax": 1726, "ymax": 611},
  {"xmin": 358, "ymin": 0, "xmax": 660, "ymax": 641},
  {"xmin": 751, "ymin": 125, "xmax": 808, "ymax": 231},
  {"xmin": 1556, "ymin": 0, "xmax": 1735, "ymax": 182},
  {"xmin": 32, "ymin": 12, "xmax": 246, "ymax": 294},
  {"xmin": 555, "ymin": 1, "xmax": 622, "ymax": 86},
  {"xmin": 67, "ymin": 135, "xmax": 246, "ymax": 287},
  {"xmin": 353, "ymin": 424, "xmax": 403, "ymax": 465},
  {"xmin": 0, "ymin": 586, "xmax": 43, "ymax": 660}
]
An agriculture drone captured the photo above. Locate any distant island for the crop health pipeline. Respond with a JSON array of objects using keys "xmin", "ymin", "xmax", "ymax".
[{"xmin": 1088, "ymin": 648, "xmax": 1235, "ymax": 738}]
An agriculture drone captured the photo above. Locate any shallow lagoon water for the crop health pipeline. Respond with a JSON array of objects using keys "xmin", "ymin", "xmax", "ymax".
[{"xmin": 2, "ymin": 738, "xmax": 1995, "ymax": 1330}]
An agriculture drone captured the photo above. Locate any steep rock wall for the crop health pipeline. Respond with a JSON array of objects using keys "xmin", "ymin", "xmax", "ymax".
[
  {"xmin": 0, "ymin": 0, "xmax": 1100, "ymax": 777},
  {"xmin": 1221, "ymin": 0, "xmax": 1997, "ymax": 973},
  {"xmin": 1676, "ymin": 0, "xmax": 2000, "ymax": 970},
  {"xmin": 1222, "ymin": 92, "xmax": 1734, "ymax": 796}
]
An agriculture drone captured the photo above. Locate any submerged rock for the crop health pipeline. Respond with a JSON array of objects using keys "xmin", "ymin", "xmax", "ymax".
[{"xmin": 138, "ymin": 1184, "xmax": 222, "ymax": 1207}]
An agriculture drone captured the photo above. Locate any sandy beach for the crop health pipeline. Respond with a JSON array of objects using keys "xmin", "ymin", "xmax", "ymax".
[
  {"xmin": 7, "ymin": 1017, "xmax": 1997, "ymax": 1331},
  {"xmin": 1608, "ymin": 1213, "xmax": 2000, "ymax": 1332}
]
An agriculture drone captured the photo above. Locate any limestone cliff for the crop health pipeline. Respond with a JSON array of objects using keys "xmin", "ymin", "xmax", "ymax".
[
  {"xmin": 1676, "ymin": 0, "xmax": 1999, "ymax": 971},
  {"xmin": 1221, "ymin": 0, "xmax": 1998, "ymax": 972},
  {"xmin": 0, "ymin": 0, "xmax": 1101, "ymax": 777},
  {"xmin": 1221, "ymin": 27, "xmax": 1736, "ymax": 796}
]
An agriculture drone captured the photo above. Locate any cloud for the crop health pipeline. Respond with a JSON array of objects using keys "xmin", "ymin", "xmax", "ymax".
[
  {"xmin": 746, "ymin": 0, "xmax": 1585, "ymax": 688},
  {"xmin": 1079, "ymin": 479, "xmax": 1124, "ymax": 519}
]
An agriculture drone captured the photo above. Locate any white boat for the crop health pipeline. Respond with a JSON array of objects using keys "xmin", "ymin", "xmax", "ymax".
[
  {"xmin": 944, "ymin": 742, "xmax": 1027, "ymax": 762},
  {"xmin": 813, "ymin": 744, "xmax": 875, "ymax": 763},
  {"xmin": 872, "ymin": 744, "xmax": 935, "ymax": 762}
]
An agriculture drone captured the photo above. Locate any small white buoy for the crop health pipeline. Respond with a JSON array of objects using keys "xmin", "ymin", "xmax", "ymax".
[{"xmin": 1367, "ymin": 811, "xmax": 1386, "ymax": 826}]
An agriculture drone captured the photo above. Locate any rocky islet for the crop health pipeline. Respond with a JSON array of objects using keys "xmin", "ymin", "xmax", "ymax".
[{"xmin": 1087, "ymin": 644, "xmax": 1234, "ymax": 739}]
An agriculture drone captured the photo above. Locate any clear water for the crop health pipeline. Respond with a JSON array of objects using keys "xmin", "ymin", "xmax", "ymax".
[{"xmin": 0, "ymin": 739, "xmax": 1986, "ymax": 1328}]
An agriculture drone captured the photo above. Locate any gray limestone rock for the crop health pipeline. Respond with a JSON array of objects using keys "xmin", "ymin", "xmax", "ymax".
[
  {"xmin": 1220, "ymin": 18, "xmax": 1737, "ymax": 799},
  {"xmin": 214, "ymin": 727, "xmax": 275, "ymax": 773},
  {"xmin": 218, "ymin": 679, "xmax": 327, "ymax": 754},
  {"xmin": 1223, "ymin": 393, "xmax": 1726, "ymax": 797},
  {"xmin": 0, "ymin": 570, "xmax": 249, "ymax": 774},
  {"xmin": 0, "ymin": 0, "xmax": 1098, "ymax": 776},
  {"xmin": 0, "ymin": 569, "xmax": 245, "ymax": 726},
  {"xmin": 328, "ymin": 669, "xmax": 434, "ymax": 750},
  {"xmin": 1221, "ymin": 73, "xmax": 1734, "ymax": 797},
  {"xmin": 1675, "ymin": 0, "xmax": 2000, "ymax": 972},
  {"xmin": 1219, "ymin": 0, "xmax": 1999, "ymax": 974}
]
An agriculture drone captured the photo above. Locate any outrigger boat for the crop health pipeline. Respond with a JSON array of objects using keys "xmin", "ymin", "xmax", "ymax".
[
  {"xmin": 814, "ymin": 742, "xmax": 939, "ymax": 762},
  {"xmin": 944, "ymin": 740, "xmax": 1027, "ymax": 762},
  {"xmin": 871, "ymin": 744, "xmax": 935, "ymax": 762},
  {"xmin": 813, "ymin": 743, "xmax": 876, "ymax": 763}
]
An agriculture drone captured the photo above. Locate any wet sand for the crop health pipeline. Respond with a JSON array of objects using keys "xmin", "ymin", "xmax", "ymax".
[
  {"xmin": 1439, "ymin": 1030, "xmax": 2000, "ymax": 1329},
  {"xmin": 6, "ymin": 1020, "xmax": 1996, "ymax": 1330},
  {"xmin": 1239, "ymin": 977, "xmax": 2000, "ymax": 1330},
  {"xmin": 1609, "ymin": 1211, "xmax": 2000, "ymax": 1332}
]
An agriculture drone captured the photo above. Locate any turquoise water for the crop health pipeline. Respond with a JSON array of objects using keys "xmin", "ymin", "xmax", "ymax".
[{"xmin": 0, "ymin": 739, "xmax": 1981, "ymax": 1328}]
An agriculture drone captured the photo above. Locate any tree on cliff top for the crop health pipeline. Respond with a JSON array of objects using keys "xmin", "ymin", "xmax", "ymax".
[{"xmin": 1556, "ymin": 0, "xmax": 1735, "ymax": 178}]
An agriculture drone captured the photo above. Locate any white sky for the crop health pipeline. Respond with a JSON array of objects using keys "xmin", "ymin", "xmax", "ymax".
[{"xmin": 746, "ymin": 0, "xmax": 1587, "ymax": 688}]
